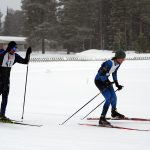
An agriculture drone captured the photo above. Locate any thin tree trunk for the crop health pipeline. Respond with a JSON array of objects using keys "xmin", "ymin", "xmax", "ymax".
[{"xmin": 42, "ymin": 38, "xmax": 45, "ymax": 54}]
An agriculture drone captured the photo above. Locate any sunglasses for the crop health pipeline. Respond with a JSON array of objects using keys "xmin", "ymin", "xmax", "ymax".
[{"xmin": 11, "ymin": 47, "xmax": 17, "ymax": 51}]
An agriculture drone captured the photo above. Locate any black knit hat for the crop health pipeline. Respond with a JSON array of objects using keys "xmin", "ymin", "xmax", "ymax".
[
  {"xmin": 8, "ymin": 41, "xmax": 17, "ymax": 48},
  {"xmin": 115, "ymin": 50, "xmax": 126, "ymax": 59}
]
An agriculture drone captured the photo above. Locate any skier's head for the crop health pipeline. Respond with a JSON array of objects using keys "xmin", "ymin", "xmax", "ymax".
[
  {"xmin": 8, "ymin": 41, "xmax": 17, "ymax": 49},
  {"xmin": 7, "ymin": 41, "xmax": 17, "ymax": 54},
  {"xmin": 115, "ymin": 50, "xmax": 126, "ymax": 59},
  {"xmin": 114, "ymin": 50, "xmax": 126, "ymax": 64}
]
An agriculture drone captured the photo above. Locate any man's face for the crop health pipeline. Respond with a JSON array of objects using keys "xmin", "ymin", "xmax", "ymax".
[
  {"xmin": 116, "ymin": 58, "xmax": 125, "ymax": 64},
  {"xmin": 9, "ymin": 47, "xmax": 17, "ymax": 55}
]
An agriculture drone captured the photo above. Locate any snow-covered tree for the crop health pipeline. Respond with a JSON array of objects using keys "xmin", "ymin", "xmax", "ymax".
[
  {"xmin": 22, "ymin": 0, "xmax": 59, "ymax": 53},
  {"xmin": 0, "ymin": 11, "xmax": 2, "ymax": 34},
  {"xmin": 3, "ymin": 8, "xmax": 25, "ymax": 36},
  {"xmin": 58, "ymin": 0, "xmax": 101, "ymax": 52}
]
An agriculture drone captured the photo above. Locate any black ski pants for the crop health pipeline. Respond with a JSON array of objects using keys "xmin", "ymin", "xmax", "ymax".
[{"xmin": 0, "ymin": 68, "xmax": 10, "ymax": 115}]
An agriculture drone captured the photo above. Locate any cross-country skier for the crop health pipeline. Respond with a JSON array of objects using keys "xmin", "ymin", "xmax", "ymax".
[
  {"xmin": 0, "ymin": 41, "xmax": 32, "ymax": 122},
  {"xmin": 95, "ymin": 50, "xmax": 126, "ymax": 125}
]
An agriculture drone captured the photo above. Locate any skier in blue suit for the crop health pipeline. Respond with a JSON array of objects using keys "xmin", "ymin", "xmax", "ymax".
[
  {"xmin": 0, "ymin": 41, "xmax": 32, "ymax": 122},
  {"xmin": 95, "ymin": 50, "xmax": 126, "ymax": 125}
]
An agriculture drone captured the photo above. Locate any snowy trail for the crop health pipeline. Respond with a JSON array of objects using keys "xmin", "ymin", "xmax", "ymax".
[{"xmin": 0, "ymin": 58, "xmax": 150, "ymax": 150}]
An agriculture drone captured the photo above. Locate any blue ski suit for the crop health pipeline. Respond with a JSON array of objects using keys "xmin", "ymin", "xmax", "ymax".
[{"xmin": 95, "ymin": 59, "xmax": 120, "ymax": 116}]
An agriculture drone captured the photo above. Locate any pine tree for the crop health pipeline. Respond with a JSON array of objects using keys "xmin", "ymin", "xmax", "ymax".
[
  {"xmin": 3, "ymin": 9, "xmax": 25, "ymax": 36},
  {"xmin": 109, "ymin": 0, "xmax": 150, "ymax": 51},
  {"xmin": 109, "ymin": 0, "xmax": 130, "ymax": 50},
  {"xmin": 20, "ymin": 0, "xmax": 150, "ymax": 52},
  {"xmin": 93, "ymin": 0, "xmax": 112, "ymax": 50},
  {"xmin": 22, "ymin": 0, "xmax": 58, "ymax": 53},
  {"xmin": 0, "ymin": 11, "xmax": 2, "ymax": 34},
  {"xmin": 58, "ymin": 0, "xmax": 100, "ymax": 52},
  {"xmin": 3, "ymin": 8, "xmax": 14, "ymax": 35},
  {"xmin": 135, "ymin": 32, "xmax": 149, "ymax": 53}
]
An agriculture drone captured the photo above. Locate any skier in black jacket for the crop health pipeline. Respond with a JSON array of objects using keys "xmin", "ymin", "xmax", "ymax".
[{"xmin": 0, "ymin": 41, "xmax": 32, "ymax": 122}]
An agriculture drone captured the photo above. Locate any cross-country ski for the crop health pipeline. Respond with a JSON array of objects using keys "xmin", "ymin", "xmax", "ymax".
[
  {"xmin": 0, "ymin": 120, "xmax": 42, "ymax": 127},
  {"xmin": 79, "ymin": 123, "xmax": 150, "ymax": 132},
  {"xmin": 86, "ymin": 117, "xmax": 150, "ymax": 122}
]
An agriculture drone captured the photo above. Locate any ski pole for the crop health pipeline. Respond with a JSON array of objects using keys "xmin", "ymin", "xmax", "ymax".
[
  {"xmin": 59, "ymin": 92, "xmax": 101, "ymax": 125},
  {"xmin": 60, "ymin": 83, "xmax": 115, "ymax": 125},
  {"xmin": 81, "ymin": 89, "xmax": 118, "ymax": 120},
  {"xmin": 21, "ymin": 57, "xmax": 30, "ymax": 120},
  {"xmin": 81, "ymin": 100, "xmax": 105, "ymax": 120}
]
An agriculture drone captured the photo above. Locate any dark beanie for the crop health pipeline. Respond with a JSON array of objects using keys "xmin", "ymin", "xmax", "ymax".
[
  {"xmin": 8, "ymin": 41, "xmax": 17, "ymax": 48},
  {"xmin": 115, "ymin": 50, "xmax": 126, "ymax": 59}
]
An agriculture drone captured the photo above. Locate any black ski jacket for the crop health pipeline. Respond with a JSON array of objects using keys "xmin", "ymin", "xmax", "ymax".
[{"xmin": 0, "ymin": 49, "xmax": 30, "ymax": 85}]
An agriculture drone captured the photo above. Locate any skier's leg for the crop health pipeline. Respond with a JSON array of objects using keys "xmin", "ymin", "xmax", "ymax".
[
  {"xmin": 95, "ymin": 80, "xmax": 111, "ymax": 115},
  {"xmin": 0, "ymin": 83, "xmax": 10, "ymax": 116},
  {"xmin": 0, "ymin": 82, "xmax": 2, "ymax": 95},
  {"xmin": 101, "ymin": 88, "xmax": 111, "ymax": 116},
  {"xmin": 0, "ymin": 76, "xmax": 3, "ymax": 95},
  {"xmin": 99, "ymin": 88, "xmax": 112, "ymax": 125},
  {"xmin": 95, "ymin": 80, "xmax": 111, "ymax": 125},
  {"xmin": 109, "ymin": 86, "xmax": 117, "ymax": 110},
  {"xmin": 109, "ymin": 87, "xmax": 125, "ymax": 118}
]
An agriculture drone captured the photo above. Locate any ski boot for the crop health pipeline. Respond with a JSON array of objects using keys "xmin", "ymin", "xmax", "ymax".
[
  {"xmin": 0, "ymin": 114, "xmax": 12, "ymax": 123},
  {"xmin": 111, "ymin": 109, "xmax": 125, "ymax": 119},
  {"xmin": 99, "ymin": 115, "xmax": 111, "ymax": 126}
]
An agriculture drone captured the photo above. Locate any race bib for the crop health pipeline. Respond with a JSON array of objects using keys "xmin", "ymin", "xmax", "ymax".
[{"xmin": 2, "ymin": 53, "xmax": 15, "ymax": 67}]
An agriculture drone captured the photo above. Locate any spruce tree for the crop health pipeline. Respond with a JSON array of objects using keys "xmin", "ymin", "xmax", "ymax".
[
  {"xmin": 0, "ymin": 11, "xmax": 2, "ymax": 34},
  {"xmin": 58, "ymin": 0, "xmax": 100, "ymax": 52},
  {"xmin": 22, "ymin": 0, "xmax": 58, "ymax": 53}
]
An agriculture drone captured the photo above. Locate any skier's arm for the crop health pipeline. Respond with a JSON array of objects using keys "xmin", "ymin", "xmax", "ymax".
[
  {"xmin": 0, "ymin": 50, "xmax": 6, "ymax": 56},
  {"xmin": 15, "ymin": 47, "xmax": 32, "ymax": 64},
  {"xmin": 112, "ymin": 66, "xmax": 123, "ymax": 90},
  {"xmin": 97, "ymin": 60, "xmax": 112, "ymax": 82},
  {"xmin": 112, "ymin": 67, "xmax": 119, "ymax": 82},
  {"xmin": 0, "ymin": 47, "xmax": 11, "ymax": 56}
]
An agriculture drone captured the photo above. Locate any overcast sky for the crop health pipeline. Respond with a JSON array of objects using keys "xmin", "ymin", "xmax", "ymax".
[{"xmin": 0, "ymin": 0, "xmax": 22, "ymax": 21}]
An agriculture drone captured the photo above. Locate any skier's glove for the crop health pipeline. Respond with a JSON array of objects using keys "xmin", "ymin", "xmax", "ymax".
[
  {"xmin": 25, "ymin": 47, "xmax": 32, "ymax": 63},
  {"xmin": 27, "ymin": 47, "xmax": 32, "ymax": 55},
  {"xmin": 115, "ymin": 81, "xmax": 123, "ymax": 90},
  {"xmin": 116, "ymin": 85, "xmax": 123, "ymax": 90},
  {"xmin": 105, "ymin": 80, "xmax": 114, "ymax": 87}
]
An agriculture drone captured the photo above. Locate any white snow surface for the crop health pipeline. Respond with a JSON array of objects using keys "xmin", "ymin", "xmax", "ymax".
[
  {"xmin": 76, "ymin": 49, "xmax": 150, "ymax": 58},
  {"xmin": 0, "ymin": 36, "xmax": 26, "ymax": 42},
  {"xmin": 22, "ymin": 49, "xmax": 150, "ymax": 60},
  {"xmin": 0, "ymin": 50, "xmax": 150, "ymax": 150}
]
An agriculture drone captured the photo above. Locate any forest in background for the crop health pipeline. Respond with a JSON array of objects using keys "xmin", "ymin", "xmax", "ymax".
[{"xmin": 0, "ymin": 0, "xmax": 150, "ymax": 54}]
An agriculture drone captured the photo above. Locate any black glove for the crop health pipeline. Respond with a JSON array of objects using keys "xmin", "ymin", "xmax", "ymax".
[
  {"xmin": 105, "ymin": 80, "xmax": 114, "ymax": 87},
  {"xmin": 115, "ymin": 81, "xmax": 123, "ymax": 90},
  {"xmin": 25, "ymin": 47, "xmax": 32, "ymax": 63},
  {"xmin": 26, "ymin": 47, "xmax": 32, "ymax": 55}
]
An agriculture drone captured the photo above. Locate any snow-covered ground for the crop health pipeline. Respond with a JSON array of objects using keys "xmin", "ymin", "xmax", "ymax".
[
  {"xmin": 28, "ymin": 49, "xmax": 150, "ymax": 59},
  {"xmin": 0, "ymin": 50, "xmax": 150, "ymax": 150}
]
